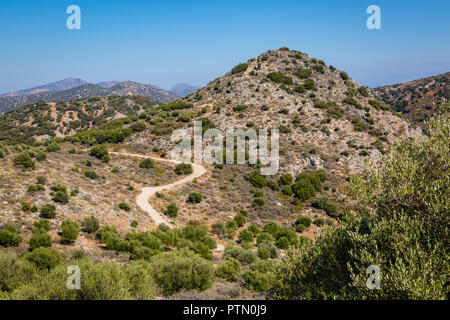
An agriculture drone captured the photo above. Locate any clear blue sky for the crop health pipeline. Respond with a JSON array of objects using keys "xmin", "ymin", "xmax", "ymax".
[{"xmin": 1, "ymin": 0, "xmax": 449, "ymax": 93}]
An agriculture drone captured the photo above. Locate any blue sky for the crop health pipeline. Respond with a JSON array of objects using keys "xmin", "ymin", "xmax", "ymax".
[{"xmin": 1, "ymin": 0, "xmax": 449, "ymax": 93}]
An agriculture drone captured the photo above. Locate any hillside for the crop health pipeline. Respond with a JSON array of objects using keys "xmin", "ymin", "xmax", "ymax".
[
  {"xmin": 374, "ymin": 72, "xmax": 449, "ymax": 125},
  {"xmin": 0, "ymin": 81, "xmax": 179, "ymax": 115},
  {"xmin": 0, "ymin": 48, "xmax": 430, "ymax": 300},
  {"xmin": 0, "ymin": 95, "xmax": 159, "ymax": 144}
]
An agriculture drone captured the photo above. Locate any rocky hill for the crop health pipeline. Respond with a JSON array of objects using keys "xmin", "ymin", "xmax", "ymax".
[
  {"xmin": 374, "ymin": 72, "xmax": 449, "ymax": 125},
  {"xmin": 0, "ymin": 95, "xmax": 159, "ymax": 144},
  {"xmin": 0, "ymin": 81, "xmax": 179, "ymax": 115},
  {"xmin": 0, "ymin": 78, "xmax": 88, "ymax": 97}
]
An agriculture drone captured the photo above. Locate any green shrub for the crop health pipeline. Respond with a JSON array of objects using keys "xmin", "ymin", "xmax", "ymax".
[
  {"xmin": 90, "ymin": 145, "xmax": 109, "ymax": 162},
  {"xmin": 61, "ymin": 220, "xmax": 81, "ymax": 242},
  {"xmin": 234, "ymin": 214, "xmax": 247, "ymax": 227},
  {"xmin": 224, "ymin": 246, "xmax": 257, "ymax": 265},
  {"xmin": 164, "ymin": 203, "xmax": 178, "ymax": 217},
  {"xmin": 358, "ymin": 86, "xmax": 369, "ymax": 97},
  {"xmin": 238, "ymin": 229, "xmax": 254, "ymax": 244},
  {"xmin": 247, "ymin": 172, "xmax": 266, "ymax": 188},
  {"xmin": 82, "ymin": 216, "xmax": 99, "ymax": 234},
  {"xmin": 340, "ymin": 71, "xmax": 349, "ymax": 80},
  {"xmin": 187, "ymin": 192, "xmax": 202, "ymax": 204},
  {"xmin": 256, "ymin": 232, "xmax": 275, "ymax": 246},
  {"xmin": 174, "ymin": 163, "xmax": 193, "ymax": 175},
  {"xmin": 52, "ymin": 191, "xmax": 69, "ymax": 204},
  {"xmin": 119, "ymin": 202, "xmax": 131, "ymax": 212},
  {"xmin": 225, "ymin": 220, "xmax": 238, "ymax": 239},
  {"xmin": 84, "ymin": 170, "xmax": 99, "ymax": 180},
  {"xmin": 312, "ymin": 197, "xmax": 340, "ymax": 218},
  {"xmin": 25, "ymin": 248, "xmax": 64, "ymax": 270},
  {"xmin": 0, "ymin": 224, "xmax": 22, "ymax": 247},
  {"xmin": 40, "ymin": 204, "xmax": 56, "ymax": 219},
  {"xmin": 266, "ymin": 72, "xmax": 293, "ymax": 84},
  {"xmin": 231, "ymin": 63, "xmax": 249, "ymax": 74},
  {"xmin": 304, "ymin": 79, "xmax": 315, "ymax": 90},
  {"xmin": 27, "ymin": 184, "xmax": 45, "ymax": 192},
  {"xmin": 33, "ymin": 220, "xmax": 51, "ymax": 233},
  {"xmin": 29, "ymin": 232, "xmax": 53, "ymax": 250},
  {"xmin": 215, "ymin": 258, "xmax": 242, "ymax": 282},
  {"xmin": 296, "ymin": 216, "xmax": 312, "ymax": 228},
  {"xmin": 211, "ymin": 222, "xmax": 225, "ymax": 236},
  {"xmin": 139, "ymin": 158, "xmax": 155, "ymax": 169},
  {"xmin": 294, "ymin": 68, "xmax": 312, "ymax": 79},
  {"xmin": 257, "ymin": 242, "xmax": 278, "ymax": 259},
  {"xmin": 36, "ymin": 176, "xmax": 47, "ymax": 185},
  {"xmin": 150, "ymin": 250, "xmax": 213, "ymax": 295},
  {"xmin": 243, "ymin": 260, "xmax": 277, "ymax": 292},
  {"xmin": 13, "ymin": 153, "xmax": 35, "ymax": 170},
  {"xmin": 278, "ymin": 173, "xmax": 293, "ymax": 186}
]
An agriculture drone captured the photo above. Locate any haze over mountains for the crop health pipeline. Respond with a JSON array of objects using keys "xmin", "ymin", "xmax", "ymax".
[{"xmin": 0, "ymin": 79, "xmax": 180, "ymax": 114}]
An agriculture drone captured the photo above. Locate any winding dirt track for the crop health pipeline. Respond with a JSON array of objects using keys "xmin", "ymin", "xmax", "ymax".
[{"xmin": 110, "ymin": 152, "xmax": 206, "ymax": 229}]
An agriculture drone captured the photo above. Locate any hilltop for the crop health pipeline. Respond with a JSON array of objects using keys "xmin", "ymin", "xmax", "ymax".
[{"xmin": 374, "ymin": 72, "xmax": 449, "ymax": 125}]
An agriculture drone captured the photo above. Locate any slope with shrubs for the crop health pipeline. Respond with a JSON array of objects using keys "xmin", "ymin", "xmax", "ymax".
[{"xmin": 271, "ymin": 102, "xmax": 449, "ymax": 300}]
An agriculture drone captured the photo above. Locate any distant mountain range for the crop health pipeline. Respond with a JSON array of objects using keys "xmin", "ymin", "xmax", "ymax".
[
  {"xmin": 169, "ymin": 83, "xmax": 201, "ymax": 97},
  {"xmin": 0, "ymin": 79, "xmax": 180, "ymax": 114}
]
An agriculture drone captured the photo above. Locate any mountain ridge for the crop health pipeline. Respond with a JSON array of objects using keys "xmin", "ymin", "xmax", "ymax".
[{"xmin": 0, "ymin": 81, "xmax": 179, "ymax": 114}]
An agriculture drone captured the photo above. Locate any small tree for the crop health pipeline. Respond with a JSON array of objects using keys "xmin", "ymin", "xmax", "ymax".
[
  {"xmin": 82, "ymin": 216, "xmax": 99, "ymax": 234},
  {"xmin": 187, "ymin": 192, "xmax": 202, "ymax": 203},
  {"xmin": 215, "ymin": 258, "xmax": 242, "ymax": 282},
  {"xmin": 164, "ymin": 203, "xmax": 178, "ymax": 217},
  {"xmin": 174, "ymin": 163, "xmax": 193, "ymax": 175},
  {"xmin": 40, "ymin": 204, "xmax": 56, "ymax": 219},
  {"xmin": 61, "ymin": 220, "xmax": 81, "ymax": 242},
  {"xmin": 139, "ymin": 158, "xmax": 155, "ymax": 169},
  {"xmin": 13, "ymin": 153, "xmax": 35, "ymax": 170}
]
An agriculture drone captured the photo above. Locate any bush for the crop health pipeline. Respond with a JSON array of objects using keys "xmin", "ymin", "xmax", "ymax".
[
  {"xmin": 224, "ymin": 246, "xmax": 257, "ymax": 265},
  {"xmin": 119, "ymin": 202, "xmax": 131, "ymax": 212},
  {"xmin": 211, "ymin": 222, "xmax": 225, "ymax": 236},
  {"xmin": 276, "ymin": 236, "xmax": 290, "ymax": 249},
  {"xmin": 61, "ymin": 220, "xmax": 81, "ymax": 242},
  {"xmin": 164, "ymin": 203, "xmax": 178, "ymax": 217},
  {"xmin": 340, "ymin": 71, "xmax": 350, "ymax": 80},
  {"xmin": 150, "ymin": 250, "xmax": 213, "ymax": 295},
  {"xmin": 13, "ymin": 153, "xmax": 35, "ymax": 170},
  {"xmin": 304, "ymin": 79, "xmax": 315, "ymax": 90},
  {"xmin": 278, "ymin": 173, "xmax": 293, "ymax": 186},
  {"xmin": 238, "ymin": 229, "xmax": 254, "ymax": 244},
  {"xmin": 215, "ymin": 258, "xmax": 242, "ymax": 282},
  {"xmin": 82, "ymin": 216, "xmax": 99, "ymax": 234},
  {"xmin": 33, "ymin": 220, "xmax": 51, "ymax": 233},
  {"xmin": 266, "ymin": 72, "xmax": 293, "ymax": 85},
  {"xmin": 29, "ymin": 232, "xmax": 53, "ymax": 250},
  {"xmin": 234, "ymin": 214, "xmax": 247, "ymax": 227},
  {"xmin": 25, "ymin": 248, "xmax": 64, "ymax": 270},
  {"xmin": 0, "ymin": 224, "xmax": 22, "ymax": 247},
  {"xmin": 36, "ymin": 176, "xmax": 47, "ymax": 185},
  {"xmin": 294, "ymin": 68, "xmax": 312, "ymax": 79},
  {"xmin": 174, "ymin": 163, "xmax": 193, "ymax": 175},
  {"xmin": 90, "ymin": 145, "xmax": 109, "ymax": 162},
  {"xmin": 263, "ymin": 222, "xmax": 282, "ymax": 238},
  {"xmin": 296, "ymin": 216, "xmax": 312, "ymax": 228},
  {"xmin": 40, "ymin": 204, "xmax": 56, "ymax": 219},
  {"xmin": 84, "ymin": 170, "xmax": 99, "ymax": 180},
  {"xmin": 257, "ymin": 242, "xmax": 278, "ymax": 259},
  {"xmin": 187, "ymin": 192, "xmax": 202, "ymax": 204},
  {"xmin": 312, "ymin": 197, "xmax": 340, "ymax": 218},
  {"xmin": 225, "ymin": 220, "xmax": 238, "ymax": 239},
  {"xmin": 247, "ymin": 172, "xmax": 266, "ymax": 188},
  {"xmin": 139, "ymin": 158, "xmax": 155, "ymax": 169},
  {"xmin": 256, "ymin": 232, "xmax": 275, "ymax": 246},
  {"xmin": 253, "ymin": 197, "xmax": 265, "ymax": 207},
  {"xmin": 231, "ymin": 63, "xmax": 249, "ymax": 74},
  {"xmin": 52, "ymin": 191, "xmax": 69, "ymax": 204},
  {"xmin": 243, "ymin": 260, "xmax": 277, "ymax": 292},
  {"xmin": 247, "ymin": 223, "xmax": 260, "ymax": 235},
  {"xmin": 27, "ymin": 184, "xmax": 45, "ymax": 192}
]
